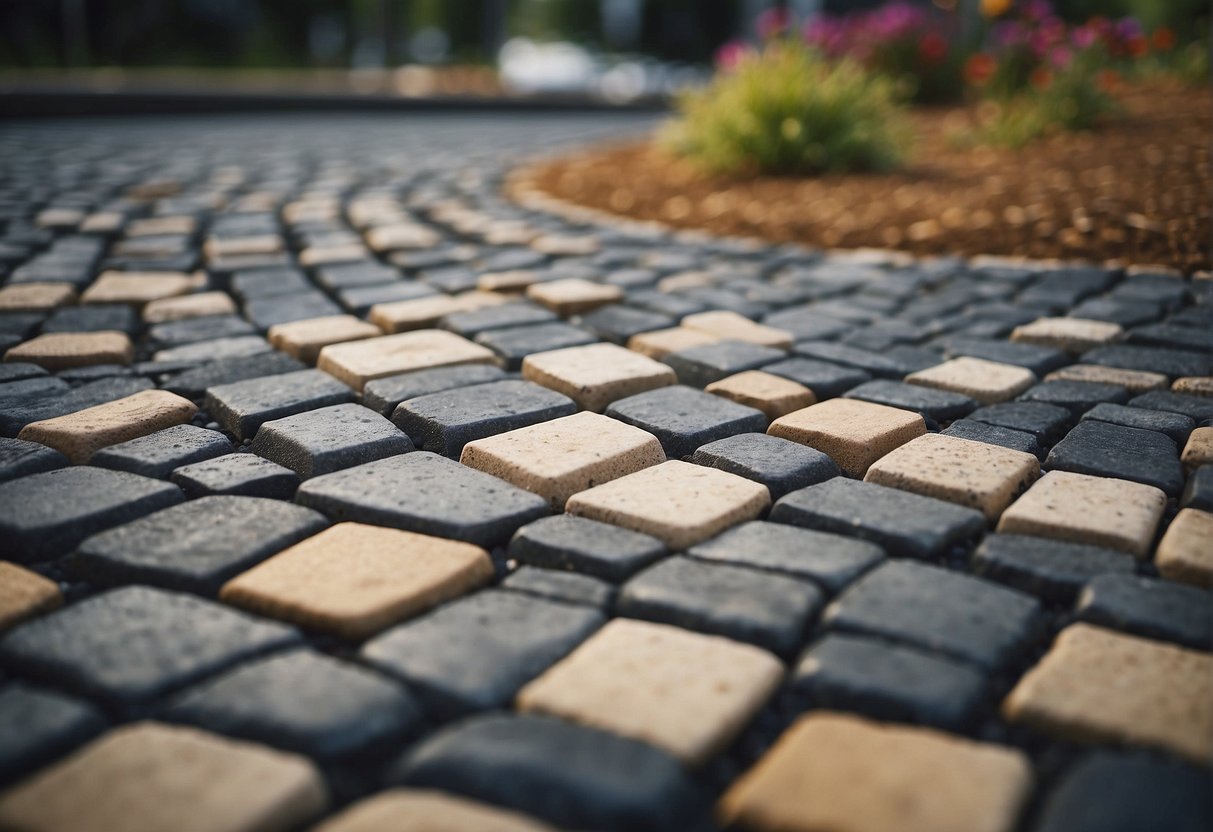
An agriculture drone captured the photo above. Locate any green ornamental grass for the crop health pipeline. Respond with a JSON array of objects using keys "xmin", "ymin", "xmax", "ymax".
[{"xmin": 663, "ymin": 42, "xmax": 910, "ymax": 176}]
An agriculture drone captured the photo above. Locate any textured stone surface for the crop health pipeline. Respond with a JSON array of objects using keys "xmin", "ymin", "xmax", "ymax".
[
  {"xmin": 906, "ymin": 356, "xmax": 1036, "ymax": 404},
  {"xmin": 522, "ymin": 342, "xmax": 676, "ymax": 412},
  {"xmin": 1011, "ymin": 317, "xmax": 1122, "ymax": 353},
  {"xmin": 314, "ymin": 789, "xmax": 556, "ymax": 832},
  {"xmin": 940, "ymin": 419, "xmax": 1043, "ymax": 458},
  {"xmin": 90, "ymin": 424, "xmax": 233, "ymax": 479},
  {"xmin": 0, "ymin": 684, "xmax": 106, "ymax": 786},
  {"xmin": 1080, "ymin": 401, "xmax": 1193, "ymax": 444},
  {"xmin": 769, "ymin": 398, "xmax": 926, "ymax": 477},
  {"xmin": 206, "ymin": 369, "xmax": 355, "ymax": 441},
  {"xmin": 507, "ymin": 514, "xmax": 667, "ymax": 582},
  {"xmin": 171, "ymin": 453, "xmax": 300, "ymax": 499},
  {"xmin": 1156, "ymin": 508, "xmax": 1213, "ymax": 588},
  {"xmin": 689, "ymin": 432, "xmax": 838, "ymax": 499},
  {"xmin": 605, "ymin": 385, "xmax": 768, "ymax": 459},
  {"xmin": 663, "ymin": 341, "xmax": 785, "ymax": 389},
  {"xmin": 1045, "ymin": 420, "xmax": 1183, "ymax": 496},
  {"xmin": 0, "ymin": 436, "xmax": 67, "ymax": 482},
  {"xmin": 681, "ymin": 310, "xmax": 792, "ymax": 348},
  {"xmin": 318, "ymin": 330, "xmax": 497, "ymax": 393},
  {"xmin": 361, "ymin": 364, "xmax": 507, "ymax": 416},
  {"xmin": 1076, "ymin": 573, "xmax": 1212, "ymax": 650},
  {"xmin": 705, "ymin": 370, "xmax": 815, "ymax": 419},
  {"xmin": 719, "ymin": 713, "xmax": 1032, "ymax": 832},
  {"xmin": 502, "ymin": 566, "xmax": 616, "ymax": 610},
  {"xmin": 5, "ymin": 331, "xmax": 134, "ymax": 371},
  {"xmin": 251, "ymin": 403, "xmax": 412, "ymax": 478},
  {"xmin": 17, "ymin": 388, "xmax": 196, "ymax": 463},
  {"xmin": 971, "ymin": 534, "xmax": 1136, "ymax": 603},
  {"xmin": 0, "ymin": 561, "xmax": 62, "ymax": 634},
  {"xmin": 1181, "ymin": 426, "xmax": 1213, "ymax": 471},
  {"xmin": 843, "ymin": 379, "xmax": 976, "ymax": 425},
  {"xmin": 1045, "ymin": 363, "xmax": 1168, "ymax": 393}
]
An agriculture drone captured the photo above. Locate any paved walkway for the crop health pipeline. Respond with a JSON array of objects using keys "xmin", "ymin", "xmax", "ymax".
[{"xmin": 0, "ymin": 113, "xmax": 1210, "ymax": 832}]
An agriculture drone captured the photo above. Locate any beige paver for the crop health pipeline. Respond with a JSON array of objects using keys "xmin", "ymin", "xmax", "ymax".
[
  {"xmin": 864, "ymin": 434, "xmax": 1040, "ymax": 521},
  {"xmin": 477, "ymin": 270, "xmax": 539, "ymax": 293},
  {"xmin": 1044, "ymin": 363, "xmax": 1168, "ymax": 393},
  {"xmin": 317, "ymin": 330, "xmax": 497, "ymax": 393},
  {"xmin": 35, "ymin": 207, "xmax": 84, "ymax": 229},
  {"xmin": 80, "ymin": 271, "xmax": 196, "ymax": 306},
  {"xmin": 0, "ymin": 561, "xmax": 62, "ymax": 634},
  {"xmin": 220, "ymin": 522, "xmax": 494, "ymax": 640},
  {"xmin": 203, "ymin": 235, "xmax": 285, "ymax": 260},
  {"xmin": 996, "ymin": 470, "xmax": 1166, "ymax": 557},
  {"xmin": 268, "ymin": 315, "xmax": 382, "ymax": 364},
  {"xmin": 313, "ymin": 789, "xmax": 555, "ymax": 832},
  {"xmin": 531, "ymin": 233, "xmax": 600, "ymax": 256},
  {"xmin": 365, "ymin": 223, "xmax": 441, "ymax": 252},
  {"xmin": 298, "ymin": 244, "xmax": 368, "ymax": 268},
  {"xmin": 1181, "ymin": 426, "xmax": 1213, "ymax": 471},
  {"xmin": 526, "ymin": 278, "xmax": 622, "ymax": 315},
  {"xmin": 705, "ymin": 370, "xmax": 816, "ymax": 420},
  {"xmin": 517, "ymin": 618, "xmax": 783, "ymax": 766},
  {"xmin": 681, "ymin": 310, "xmax": 793, "ymax": 349},
  {"xmin": 522, "ymin": 342, "xmax": 676, "ymax": 412},
  {"xmin": 0, "ymin": 722, "xmax": 328, "ymax": 832},
  {"xmin": 565, "ymin": 459, "xmax": 770, "ymax": 550},
  {"xmin": 627, "ymin": 326, "xmax": 723, "ymax": 359},
  {"xmin": 768, "ymin": 398, "xmax": 926, "ymax": 477},
  {"xmin": 1155, "ymin": 508, "xmax": 1213, "ymax": 588},
  {"xmin": 126, "ymin": 215, "xmax": 196, "ymax": 237},
  {"xmin": 461, "ymin": 411, "xmax": 665, "ymax": 510},
  {"xmin": 80, "ymin": 212, "xmax": 126, "ymax": 234},
  {"xmin": 142, "ymin": 291, "xmax": 237, "ymax": 323},
  {"xmin": 369, "ymin": 291, "xmax": 506, "ymax": 333},
  {"xmin": 4, "ymin": 331, "xmax": 134, "ymax": 372},
  {"xmin": 1004, "ymin": 623, "xmax": 1212, "ymax": 764},
  {"xmin": 718, "ymin": 712, "xmax": 1033, "ymax": 832},
  {"xmin": 1173, "ymin": 376, "xmax": 1213, "ymax": 398},
  {"xmin": 906, "ymin": 357, "xmax": 1036, "ymax": 404},
  {"xmin": 1011, "ymin": 317, "xmax": 1123, "ymax": 353},
  {"xmin": 17, "ymin": 389, "xmax": 198, "ymax": 464},
  {"xmin": 0, "ymin": 282, "xmax": 76, "ymax": 313}
]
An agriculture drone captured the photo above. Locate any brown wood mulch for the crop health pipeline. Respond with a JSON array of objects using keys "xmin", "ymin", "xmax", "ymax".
[{"xmin": 522, "ymin": 80, "xmax": 1211, "ymax": 272}]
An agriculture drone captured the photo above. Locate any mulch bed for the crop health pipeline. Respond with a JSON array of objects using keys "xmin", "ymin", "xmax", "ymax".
[{"xmin": 522, "ymin": 80, "xmax": 1210, "ymax": 272}]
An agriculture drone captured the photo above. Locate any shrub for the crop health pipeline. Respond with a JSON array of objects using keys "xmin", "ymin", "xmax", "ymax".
[{"xmin": 663, "ymin": 42, "xmax": 909, "ymax": 176}]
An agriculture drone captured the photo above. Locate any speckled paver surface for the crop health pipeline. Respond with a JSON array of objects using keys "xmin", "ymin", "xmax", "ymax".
[{"xmin": 0, "ymin": 113, "xmax": 1210, "ymax": 831}]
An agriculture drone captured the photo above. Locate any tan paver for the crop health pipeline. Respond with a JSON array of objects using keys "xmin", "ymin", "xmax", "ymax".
[
  {"xmin": 1181, "ymin": 426, "xmax": 1213, "ymax": 471},
  {"xmin": 526, "ymin": 278, "xmax": 622, "ymax": 315},
  {"xmin": 517, "ymin": 618, "xmax": 783, "ymax": 766},
  {"xmin": 1173, "ymin": 376, "xmax": 1213, "ymax": 398},
  {"xmin": 17, "ymin": 389, "xmax": 198, "ymax": 464},
  {"xmin": 460, "ymin": 411, "xmax": 665, "ymax": 510},
  {"xmin": 4, "ymin": 331, "xmax": 134, "ymax": 372},
  {"xmin": 906, "ymin": 357, "xmax": 1036, "ymax": 404},
  {"xmin": 627, "ymin": 326, "xmax": 723, "ymax": 359},
  {"xmin": 0, "ymin": 282, "xmax": 76, "ymax": 313},
  {"xmin": 0, "ymin": 722, "xmax": 328, "ymax": 832},
  {"xmin": 768, "ymin": 398, "xmax": 926, "ymax": 477},
  {"xmin": 1004, "ymin": 623, "xmax": 1212, "ymax": 764},
  {"xmin": 477, "ymin": 270, "xmax": 539, "ymax": 293},
  {"xmin": 298, "ymin": 244, "xmax": 369, "ymax": 267},
  {"xmin": 268, "ymin": 315, "xmax": 382, "ymax": 364},
  {"xmin": 313, "ymin": 789, "xmax": 555, "ymax": 832},
  {"xmin": 369, "ymin": 291, "xmax": 506, "ymax": 333},
  {"xmin": 365, "ymin": 222, "xmax": 441, "ymax": 252},
  {"xmin": 0, "ymin": 561, "xmax": 62, "ymax": 634},
  {"xmin": 1044, "ymin": 363, "xmax": 1168, "ymax": 393},
  {"xmin": 142, "ymin": 291, "xmax": 237, "ymax": 323},
  {"xmin": 996, "ymin": 470, "xmax": 1166, "ymax": 557},
  {"xmin": 1155, "ymin": 508, "xmax": 1213, "ymax": 588},
  {"xmin": 1011, "ymin": 317, "xmax": 1123, "ymax": 353},
  {"xmin": 681, "ymin": 310, "xmax": 793, "ymax": 349},
  {"xmin": 80, "ymin": 270, "xmax": 196, "ymax": 306},
  {"xmin": 531, "ymin": 233, "xmax": 600, "ymax": 256},
  {"xmin": 565, "ymin": 459, "xmax": 770, "ymax": 550},
  {"xmin": 203, "ymin": 235, "xmax": 285, "ymax": 260},
  {"xmin": 718, "ymin": 712, "xmax": 1033, "ymax": 832},
  {"xmin": 317, "ymin": 330, "xmax": 497, "ymax": 393},
  {"xmin": 864, "ymin": 434, "xmax": 1040, "ymax": 521},
  {"xmin": 126, "ymin": 215, "xmax": 197, "ymax": 236},
  {"xmin": 521, "ymin": 342, "xmax": 676, "ymax": 412},
  {"xmin": 35, "ymin": 207, "xmax": 84, "ymax": 229},
  {"xmin": 220, "ymin": 522, "xmax": 494, "ymax": 640},
  {"xmin": 705, "ymin": 370, "xmax": 816, "ymax": 420}
]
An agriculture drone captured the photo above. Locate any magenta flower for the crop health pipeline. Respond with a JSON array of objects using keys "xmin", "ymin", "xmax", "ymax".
[
  {"xmin": 1049, "ymin": 44, "xmax": 1073, "ymax": 68},
  {"xmin": 757, "ymin": 7, "xmax": 790, "ymax": 40},
  {"xmin": 715, "ymin": 40, "xmax": 754, "ymax": 71}
]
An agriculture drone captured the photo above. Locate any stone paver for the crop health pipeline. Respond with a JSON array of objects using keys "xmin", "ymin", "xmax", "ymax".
[
  {"xmin": 0, "ymin": 684, "xmax": 107, "ymax": 787},
  {"xmin": 1046, "ymin": 420, "xmax": 1183, "ymax": 496},
  {"xmin": 171, "ymin": 453, "xmax": 300, "ymax": 499},
  {"xmin": 972, "ymin": 534, "xmax": 1135, "ymax": 603},
  {"xmin": 689, "ymin": 432, "xmax": 838, "ymax": 499},
  {"xmin": 906, "ymin": 356, "xmax": 1036, "ymax": 404},
  {"xmin": 1011, "ymin": 317, "xmax": 1123, "ymax": 353},
  {"xmin": 627, "ymin": 326, "xmax": 721, "ymax": 359},
  {"xmin": 79, "ymin": 270, "xmax": 195, "ymax": 305},
  {"xmin": 1003, "ymin": 623, "xmax": 1212, "ymax": 763},
  {"xmin": 718, "ymin": 713, "xmax": 1032, "ymax": 832},
  {"xmin": 1181, "ymin": 426, "xmax": 1213, "ymax": 470},
  {"xmin": 251, "ymin": 403, "xmax": 412, "ymax": 478},
  {"xmin": 1045, "ymin": 363, "xmax": 1169, "ymax": 393},
  {"xmin": 142, "ymin": 291, "xmax": 237, "ymax": 323},
  {"xmin": 5, "ymin": 331, "xmax": 134, "ymax": 371},
  {"xmin": 0, "ymin": 282, "xmax": 76, "ymax": 313},
  {"xmin": 17, "ymin": 388, "xmax": 196, "ymax": 463},
  {"xmin": 705, "ymin": 369, "xmax": 815, "ymax": 418},
  {"xmin": 0, "ymin": 561, "xmax": 62, "ymax": 634},
  {"xmin": 517, "ymin": 617, "xmax": 783, "ymax": 765},
  {"xmin": 522, "ymin": 342, "xmax": 676, "ymax": 412},
  {"xmin": 768, "ymin": 398, "xmax": 926, "ymax": 477},
  {"xmin": 206, "ymin": 369, "xmax": 355, "ymax": 441},
  {"xmin": 317, "ymin": 330, "xmax": 497, "ymax": 392},
  {"xmin": 681, "ymin": 310, "xmax": 793, "ymax": 348},
  {"xmin": 314, "ymin": 789, "xmax": 556, "ymax": 832},
  {"xmin": 221, "ymin": 522, "xmax": 493, "ymax": 639},
  {"xmin": 90, "ymin": 424, "xmax": 233, "ymax": 479},
  {"xmin": 266, "ymin": 315, "xmax": 382, "ymax": 363},
  {"xmin": 527, "ymin": 277, "xmax": 622, "ymax": 314},
  {"xmin": 605, "ymin": 385, "xmax": 768, "ymax": 459},
  {"xmin": 508, "ymin": 514, "xmax": 667, "ymax": 582},
  {"xmin": 0, "ymin": 722, "xmax": 328, "ymax": 832},
  {"xmin": 1155, "ymin": 508, "xmax": 1213, "ymax": 588},
  {"xmin": 1076, "ymin": 573, "xmax": 1212, "ymax": 650}
]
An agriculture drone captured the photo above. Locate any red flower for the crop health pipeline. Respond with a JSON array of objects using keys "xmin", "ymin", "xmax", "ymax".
[
  {"xmin": 918, "ymin": 32, "xmax": 948, "ymax": 64},
  {"xmin": 1030, "ymin": 67, "xmax": 1053, "ymax": 89},
  {"xmin": 1152, "ymin": 27, "xmax": 1176, "ymax": 51},
  {"xmin": 964, "ymin": 52, "xmax": 996, "ymax": 85}
]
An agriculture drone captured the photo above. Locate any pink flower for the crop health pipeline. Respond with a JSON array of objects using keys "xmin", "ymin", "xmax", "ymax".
[
  {"xmin": 715, "ymin": 40, "xmax": 754, "ymax": 70},
  {"xmin": 757, "ymin": 7, "xmax": 790, "ymax": 40},
  {"xmin": 1049, "ymin": 44, "xmax": 1073, "ymax": 68},
  {"xmin": 1022, "ymin": 0, "xmax": 1053, "ymax": 21},
  {"xmin": 1071, "ymin": 25, "xmax": 1098, "ymax": 49}
]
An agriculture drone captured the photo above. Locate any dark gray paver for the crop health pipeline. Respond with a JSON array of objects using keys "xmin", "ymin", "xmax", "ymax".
[
  {"xmin": 474, "ymin": 322, "xmax": 597, "ymax": 370},
  {"xmin": 162, "ymin": 351, "xmax": 306, "ymax": 399},
  {"xmin": 941, "ymin": 419, "xmax": 1044, "ymax": 459},
  {"xmin": 0, "ymin": 437, "xmax": 68, "ymax": 483},
  {"xmin": 580, "ymin": 304, "xmax": 673, "ymax": 343},
  {"xmin": 1018, "ymin": 380, "xmax": 1130, "ymax": 415},
  {"xmin": 761, "ymin": 356, "xmax": 870, "ymax": 398},
  {"xmin": 967, "ymin": 401, "xmax": 1073, "ymax": 444},
  {"xmin": 663, "ymin": 341, "xmax": 785, "ymax": 388},
  {"xmin": 315, "ymin": 261, "xmax": 401, "ymax": 291},
  {"xmin": 170, "ymin": 453, "xmax": 300, "ymax": 499},
  {"xmin": 762, "ymin": 306, "xmax": 853, "ymax": 340},
  {"xmin": 823, "ymin": 560, "xmax": 1043, "ymax": 670},
  {"xmin": 942, "ymin": 336, "xmax": 1068, "ymax": 375},
  {"xmin": 251, "ymin": 403, "xmax": 412, "ymax": 478},
  {"xmin": 617, "ymin": 555, "xmax": 822, "ymax": 656},
  {"xmin": 0, "ymin": 466, "xmax": 183, "ymax": 562},
  {"xmin": 148, "ymin": 315, "xmax": 257, "ymax": 348},
  {"xmin": 1081, "ymin": 401, "xmax": 1194, "ymax": 444},
  {"xmin": 605, "ymin": 385, "xmax": 767, "ymax": 460},
  {"xmin": 1127, "ymin": 321, "xmax": 1213, "ymax": 352},
  {"xmin": 0, "ymin": 585, "xmax": 300, "ymax": 715},
  {"xmin": 508, "ymin": 514, "xmax": 667, "ymax": 582},
  {"xmin": 689, "ymin": 433, "xmax": 839, "ymax": 500},
  {"xmin": 0, "ymin": 376, "xmax": 153, "ymax": 437},
  {"xmin": 0, "ymin": 375, "xmax": 69, "ymax": 407},
  {"xmin": 230, "ymin": 267, "xmax": 310, "ymax": 299},
  {"xmin": 244, "ymin": 291, "xmax": 343, "ymax": 329},
  {"xmin": 844, "ymin": 380, "xmax": 976, "ymax": 426},
  {"xmin": 205, "ymin": 369, "xmax": 355, "ymax": 441},
  {"xmin": 791, "ymin": 633, "xmax": 988, "ymax": 731},
  {"xmin": 1182, "ymin": 465, "xmax": 1213, "ymax": 511},
  {"xmin": 0, "ymin": 683, "xmax": 107, "ymax": 786},
  {"xmin": 155, "ymin": 335, "xmax": 273, "ymax": 365},
  {"xmin": 297, "ymin": 452, "xmax": 550, "ymax": 548},
  {"xmin": 362, "ymin": 590, "xmax": 603, "ymax": 718},
  {"xmin": 361, "ymin": 364, "xmax": 507, "ymax": 417},
  {"xmin": 338, "ymin": 281, "xmax": 435, "ymax": 316},
  {"xmin": 1032, "ymin": 752, "xmax": 1211, "ymax": 832},
  {"xmin": 687, "ymin": 520, "xmax": 884, "ymax": 594},
  {"xmin": 1076, "ymin": 573, "xmax": 1212, "ymax": 650},
  {"xmin": 1128, "ymin": 390, "xmax": 1213, "ymax": 423},
  {"xmin": 41, "ymin": 304, "xmax": 139, "ymax": 335},
  {"xmin": 72, "ymin": 495, "xmax": 327, "ymax": 595},
  {"xmin": 1082, "ymin": 344, "xmax": 1213, "ymax": 378},
  {"xmin": 1045, "ymin": 420, "xmax": 1184, "ymax": 496},
  {"xmin": 0, "ymin": 362, "xmax": 48, "ymax": 383},
  {"xmin": 770, "ymin": 477, "xmax": 986, "ymax": 560},
  {"xmin": 971, "ymin": 534, "xmax": 1136, "ymax": 603},
  {"xmin": 793, "ymin": 341, "xmax": 915, "ymax": 379},
  {"xmin": 501, "ymin": 566, "xmax": 616, "ymax": 611},
  {"xmin": 389, "ymin": 713, "xmax": 709, "ymax": 832},
  {"xmin": 442, "ymin": 302, "xmax": 557, "ymax": 337},
  {"xmin": 164, "ymin": 647, "xmax": 422, "ymax": 760},
  {"xmin": 391, "ymin": 380, "xmax": 576, "ymax": 458},
  {"xmin": 90, "ymin": 424, "xmax": 233, "ymax": 479}
]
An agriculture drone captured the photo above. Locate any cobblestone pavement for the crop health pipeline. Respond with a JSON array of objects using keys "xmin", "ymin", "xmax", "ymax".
[{"xmin": 0, "ymin": 112, "xmax": 1210, "ymax": 832}]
